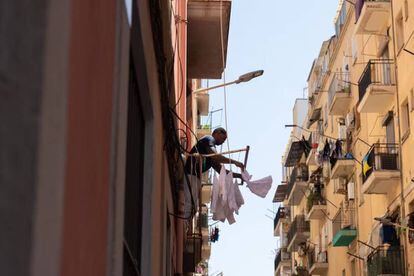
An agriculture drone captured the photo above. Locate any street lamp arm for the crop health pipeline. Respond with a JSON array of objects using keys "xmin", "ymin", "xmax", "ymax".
[
  {"xmin": 192, "ymin": 80, "xmax": 237, "ymax": 94},
  {"xmin": 192, "ymin": 69, "xmax": 263, "ymax": 94}
]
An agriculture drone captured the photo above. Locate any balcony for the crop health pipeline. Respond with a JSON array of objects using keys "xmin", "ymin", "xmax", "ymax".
[
  {"xmin": 357, "ymin": 59, "xmax": 396, "ymax": 114},
  {"xmin": 187, "ymin": 0, "xmax": 231, "ymax": 79},
  {"xmin": 367, "ymin": 246, "xmax": 405, "ymax": 276},
  {"xmin": 183, "ymin": 235, "xmax": 202, "ymax": 273},
  {"xmin": 328, "ymin": 72, "xmax": 352, "ymax": 116},
  {"xmin": 332, "ymin": 203, "xmax": 356, "ymax": 247},
  {"xmin": 201, "ymin": 184, "xmax": 212, "ymax": 204},
  {"xmin": 274, "ymin": 206, "xmax": 289, "ymax": 237},
  {"xmin": 287, "ymin": 215, "xmax": 310, "ymax": 252},
  {"xmin": 330, "ymin": 158, "xmax": 354, "ymax": 180},
  {"xmin": 355, "ymin": 0, "xmax": 390, "ymax": 35},
  {"xmin": 293, "ymin": 266, "xmax": 309, "ymax": 276},
  {"xmin": 362, "ymin": 143, "xmax": 400, "ymax": 194},
  {"xmin": 274, "ymin": 248, "xmax": 291, "ymax": 276},
  {"xmin": 201, "ymin": 242, "xmax": 211, "ymax": 260},
  {"xmin": 308, "ymin": 251, "xmax": 328, "ymax": 275},
  {"xmin": 286, "ymin": 165, "xmax": 309, "ymax": 206},
  {"xmin": 306, "ymin": 190, "xmax": 327, "ymax": 221}
]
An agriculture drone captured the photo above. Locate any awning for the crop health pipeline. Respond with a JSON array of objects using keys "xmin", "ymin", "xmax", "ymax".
[
  {"xmin": 272, "ymin": 184, "xmax": 288, "ymax": 203},
  {"xmin": 284, "ymin": 141, "xmax": 306, "ymax": 167},
  {"xmin": 307, "ymin": 107, "xmax": 322, "ymax": 128}
]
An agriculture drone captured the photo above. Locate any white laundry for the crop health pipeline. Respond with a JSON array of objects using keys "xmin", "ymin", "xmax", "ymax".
[
  {"xmin": 241, "ymin": 170, "xmax": 273, "ymax": 198},
  {"xmin": 211, "ymin": 165, "xmax": 245, "ymax": 225}
]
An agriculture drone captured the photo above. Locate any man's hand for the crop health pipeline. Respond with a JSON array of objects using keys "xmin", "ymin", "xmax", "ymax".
[{"xmin": 234, "ymin": 161, "xmax": 245, "ymax": 171}]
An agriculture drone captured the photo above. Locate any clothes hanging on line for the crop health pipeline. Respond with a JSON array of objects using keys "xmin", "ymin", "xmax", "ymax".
[
  {"xmin": 241, "ymin": 170, "xmax": 273, "ymax": 198},
  {"xmin": 211, "ymin": 166, "xmax": 245, "ymax": 225}
]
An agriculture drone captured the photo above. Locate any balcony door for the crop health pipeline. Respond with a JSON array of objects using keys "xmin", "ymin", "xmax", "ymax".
[{"xmin": 381, "ymin": 47, "xmax": 391, "ymax": 85}]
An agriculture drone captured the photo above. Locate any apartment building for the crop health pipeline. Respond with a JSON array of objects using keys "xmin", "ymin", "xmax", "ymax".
[
  {"xmin": 0, "ymin": 1, "xmax": 230, "ymax": 276},
  {"xmin": 273, "ymin": 0, "xmax": 414, "ymax": 275}
]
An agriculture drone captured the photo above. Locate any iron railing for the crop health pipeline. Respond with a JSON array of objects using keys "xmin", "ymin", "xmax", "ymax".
[
  {"xmin": 274, "ymin": 206, "xmax": 288, "ymax": 230},
  {"xmin": 332, "ymin": 201, "xmax": 356, "ymax": 238},
  {"xmin": 328, "ymin": 72, "xmax": 351, "ymax": 109},
  {"xmin": 356, "ymin": 0, "xmax": 391, "ymax": 23},
  {"xmin": 308, "ymin": 250, "xmax": 328, "ymax": 270},
  {"xmin": 287, "ymin": 215, "xmax": 310, "ymax": 246},
  {"xmin": 358, "ymin": 59, "xmax": 395, "ymax": 102},
  {"xmin": 286, "ymin": 165, "xmax": 309, "ymax": 199},
  {"xmin": 306, "ymin": 189, "xmax": 326, "ymax": 214},
  {"xmin": 274, "ymin": 248, "xmax": 291, "ymax": 271},
  {"xmin": 367, "ymin": 246, "xmax": 405, "ymax": 276},
  {"xmin": 362, "ymin": 143, "xmax": 399, "ymax": 183}
]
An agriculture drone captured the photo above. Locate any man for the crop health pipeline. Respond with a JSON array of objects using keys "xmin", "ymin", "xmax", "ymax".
[
  {"xmin": 182, "ymin": 127, "xmax": 244, "ymax": 217},
  {"xmin": 184, "ymin": 127, "xmax": 244, "ymax": 178}
]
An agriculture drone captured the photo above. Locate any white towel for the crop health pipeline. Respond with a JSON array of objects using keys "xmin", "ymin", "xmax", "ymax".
[{"xmin": 242, "ymin": 170, "xmax": 273, "ymax": 198}]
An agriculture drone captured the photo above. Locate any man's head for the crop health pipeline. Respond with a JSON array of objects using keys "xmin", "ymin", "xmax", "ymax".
[{"xmin": 212, "ymin": 127, "xmax": 227, "ymax": 145}]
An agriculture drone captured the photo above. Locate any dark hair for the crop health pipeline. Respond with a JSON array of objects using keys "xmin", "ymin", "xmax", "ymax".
[{"xmin": 212, "ymin": 127, "xmax": 227, "ymax": 135}]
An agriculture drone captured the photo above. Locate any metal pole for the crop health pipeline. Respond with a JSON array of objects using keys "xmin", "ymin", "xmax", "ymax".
[
  {"xmin": 193, "ymin": 80, "xmax": 237, "ymax": 94},
  {"xmin": 389, "ymin": 1, "xmax": 409, "ymax": 274}
]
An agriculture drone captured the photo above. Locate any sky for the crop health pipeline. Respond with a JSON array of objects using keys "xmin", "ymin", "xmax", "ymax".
[{"xmin": 206, "ymin": 1, "xmax": 340, "ymax": 275}]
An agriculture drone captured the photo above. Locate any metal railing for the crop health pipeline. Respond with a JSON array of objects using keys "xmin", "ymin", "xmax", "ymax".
[
  {"xmin": 328, "ymin": 72, "xmax": 351, "ymax": 109},
  {"xmin": 367, "ymin": 246, "xmax": 405, "ymax": 276},
  {"xmin": 332, "ymin": 201, "xmax": 356, "ymax": 238},
  {"xmin": 356, "ymin": 0, "xmax": 391, "ymax": 23},
  {"xmin": 274, "ymin": 206, "xmax": 288, "ymax": 230},
  {"xmin": 308, "ymin": 250, "xmax": 328, "ymax": 270},
  {"xmin": 274, "ymin": 248, "xmax": 291, "ymax": 271},
  {"xmin": 362, "ymin": 143, "xmax": 399, "ymax": 183},
  {"xmin": 358, "ymin": 59, "xmax": 395, "ymax": 102},
  {"xmin": 286, "ymin": 165, "xmax": 309, "ymax": 199},
  {"xmin": 306, "ymin": 189, "xmax": 326, "ymax": 214},
  {"xmin": 287, "ymin": 215, "xmax": 310, "ymax": 246}
]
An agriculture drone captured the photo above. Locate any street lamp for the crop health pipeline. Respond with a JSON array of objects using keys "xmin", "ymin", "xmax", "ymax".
[{"xmin": 192, "ymin": 70, "xmax": 264, "ymax": 94}]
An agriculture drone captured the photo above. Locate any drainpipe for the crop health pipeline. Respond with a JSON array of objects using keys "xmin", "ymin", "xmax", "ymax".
[{"xmin": 389, "ymin": 0, "xmax": 408, "ymax": 274}]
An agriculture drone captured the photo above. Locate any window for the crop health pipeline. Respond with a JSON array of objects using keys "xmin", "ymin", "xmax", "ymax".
[
  {"xmin": 401, "ymin": 99, "xmax": 410, "ymax": 141},
  {"xmin": 396, "ymin": 11, "xmax": 405, "ymax": 52}
]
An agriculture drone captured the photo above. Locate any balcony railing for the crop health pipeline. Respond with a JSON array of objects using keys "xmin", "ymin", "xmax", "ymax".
[
  {"xmin": 367, "ymin": 246, "xmax": 405, "ymax": 276},
  {"xmin": 274, "ymin": 248, "xmax": 291, "ymax": 271},
  {"xmin": 274, "ymin": 206, "xmax": 288, "ymax": 230},
  {"xmin": 358, "ymin": 59, "xmax": 395, "ymax": 102},
  {"xmin": 332, "ymin": 202, "xmax": 357, "ymax": 247},
  {"xmin": 308, "ymin": 250, "xmax": 328, "ymax": 271},
  {"xmin": 362, "ymin": 143, "xmax": 399, "ymax": 184},
  {"xmin": 356, "ymin": 0, "xmax": 390, "ymax": 23},
  {"xmin": 287, "ymin": 215, "xmax": 310, "ymax": 246},
  {"xmin": 286, "ymin": 165, "xmax": 309, "ymax": 198},
  {"xmin": 328, "ymin": 72, "xmax": 350, "ymax": 107}
]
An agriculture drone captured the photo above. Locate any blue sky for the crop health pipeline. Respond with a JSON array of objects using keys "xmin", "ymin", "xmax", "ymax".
[{"xmin": 207, "ymin": 1, "xmax": 340, "ymax": 275}]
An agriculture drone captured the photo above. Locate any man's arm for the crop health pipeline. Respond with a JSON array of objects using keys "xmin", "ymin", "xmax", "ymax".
[
  {"xmin": 210, "ymin": 154, "xmax": 244, "ymax": 171},
  {"xmin": 211, "ymin": 161, "xmax": 243, "ymax": 179}
]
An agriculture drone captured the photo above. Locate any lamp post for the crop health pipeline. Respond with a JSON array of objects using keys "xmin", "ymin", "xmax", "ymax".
[{"xmin": 192, "ymin": 70, "xmax": 264, "ymax": 94}]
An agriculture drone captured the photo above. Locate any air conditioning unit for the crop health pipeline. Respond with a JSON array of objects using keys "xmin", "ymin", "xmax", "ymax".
[
  {"xmin": 334, "ymin": 177, "xmax": 347, "ymax": 195},
  {"xmin": 345, "ymin": 111, "xmax": 355, "ymax": 130}
]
